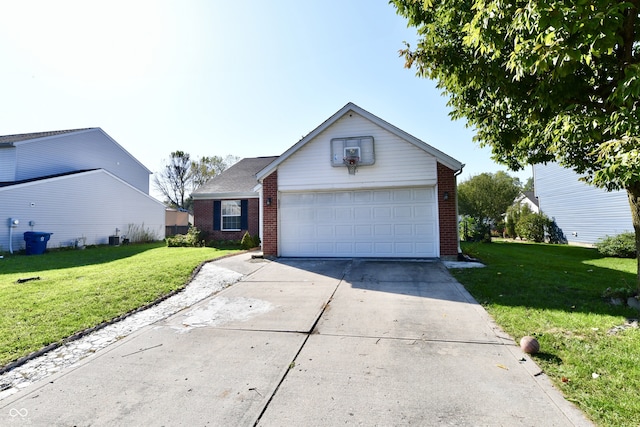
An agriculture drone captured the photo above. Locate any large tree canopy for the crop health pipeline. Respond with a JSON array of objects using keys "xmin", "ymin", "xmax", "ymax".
[
  {"xmin": 392, "ymin": 0, "xmax": 640, "ymax": 287},
  {"xmin": 458, "ymin": 171, "xmax": 522, "ymax": 227}
]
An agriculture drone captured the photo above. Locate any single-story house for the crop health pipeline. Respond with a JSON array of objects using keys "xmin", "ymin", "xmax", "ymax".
[
  {"xmin": 192, "ymin": 156, "xmax": 279, "ymax": 242},
  {"xmin": 193, "ymin": 103, "xmax": 464, "ymax": 259},
  {"xmin": 534, "ymin": 162, "xmax": 633, "ymax": 245},
  {"xmin": 0, "ymin": 128, "xmax": 165, "ymax": 252}
]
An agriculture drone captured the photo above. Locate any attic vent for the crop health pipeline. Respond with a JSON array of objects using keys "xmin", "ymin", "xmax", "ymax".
[{"xmin": 330, "ymin": 136, "xmax": 375, "ymax": 167}]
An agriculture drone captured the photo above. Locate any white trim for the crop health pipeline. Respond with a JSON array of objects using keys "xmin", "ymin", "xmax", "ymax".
[
  {"xmin": 192, "ymin": 191, "xmax": 258, "ymax": 200},
  {"xmin": 277, "ymin": 179, "xmax": 438, "ymax": 193}
]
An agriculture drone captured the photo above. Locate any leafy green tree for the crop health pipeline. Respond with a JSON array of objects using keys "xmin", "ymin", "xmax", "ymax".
[
  {"xmin": 458, "ymin": 171, "xmax": 522, "ymax": 241},
  {"xmin": 522, "ymin": 177, "xmax": 534, "ymax": 193},
  {"xmin": 392, "ymin": 0, "xmax": 640, "ymax": 288},
  {"xmin": 154, "ymin": 152, "xmax": 239, "ymax": 210},
  {"xmin": 190, "ymin": 155, "xmax": 239, "ymax": 189}
]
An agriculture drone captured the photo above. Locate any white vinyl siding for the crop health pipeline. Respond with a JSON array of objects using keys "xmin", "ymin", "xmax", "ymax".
[
  {"xmin": 277, "ymin": 112, "xmax": 438, "ymax": 192},
  {"xmin": 0, "ymin": 147, "xmax": 16, "ymax": 181},
  {"xmin": 14, "ymin": 129, "xmax": 150, "ymax": 193},
  {"xmin": 0, "ymin": 170, "xmax": 165, "ymax": 251},
  {"xmin": 534, "ymin": 162, "xmax": 633, "ymax": 245},
  {"xmin": 280, "ymin": 187, "xmax": 438, "ymax": 257}
]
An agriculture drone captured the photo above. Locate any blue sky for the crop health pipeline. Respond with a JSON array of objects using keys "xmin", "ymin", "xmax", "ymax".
[{"xmin": 0, "ymin": 0, "xmax": 531, "ymax": 199}]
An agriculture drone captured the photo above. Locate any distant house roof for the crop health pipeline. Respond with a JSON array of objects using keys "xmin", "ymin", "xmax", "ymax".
[
  {"xmin": 192, "ymin": 156, "xmax": 278, "ymax": 199},
  {"xmin": 523, "ymin": 191, "xmax": 539, "ymax": 208},
  {"xmin": 0, "ymin": 129, "xmax": 94, "ymax": 145}
]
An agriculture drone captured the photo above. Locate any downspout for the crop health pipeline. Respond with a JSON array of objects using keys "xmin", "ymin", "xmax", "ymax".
[{"xmin": 454, "ymin": 165, "xmax": 465, "ymax": 257}]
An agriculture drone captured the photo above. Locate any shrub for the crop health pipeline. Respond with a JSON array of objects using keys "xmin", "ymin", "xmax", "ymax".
[
  {"xmin": 505, "ymin": 204, "xmax": 521, "ymax": 238},
  {"xmin": 595, "ymin": 232, "xmax": 637, "ymax": 258},
  {"xmin": 516, "ymin": 212, "xmax": 548, "ymax": 243},
  {"xmin": 241, "ymin": 231, "xmax": 255, "ymax": 249},
  {"xmin": 459, "ymin": 217, "xmax": 490, "ymax": 242},
  {"xmin": 165, "ymin": 226, "xmax": 203, "ymax": 247},
  {"xmin": 252, "ymin": 234, "xmax": 261, "ymax": 248}
]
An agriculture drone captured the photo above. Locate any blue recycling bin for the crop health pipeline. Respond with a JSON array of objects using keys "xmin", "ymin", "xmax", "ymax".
[{"xmin": 24, "ymin": 232, "xmax": 53, "ymax": 255}]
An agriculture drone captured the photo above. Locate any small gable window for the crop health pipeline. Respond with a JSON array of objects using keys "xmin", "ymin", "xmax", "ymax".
[{"xmin": 213, "ymin": 200, "xmax": 249, "ymax": 231}]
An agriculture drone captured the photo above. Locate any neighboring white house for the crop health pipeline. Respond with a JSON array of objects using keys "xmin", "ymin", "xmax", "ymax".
[
  {"xmin": 0, "ymin": 128, "xmax": 165, "ymax": 252},
  {"xmin": 514, "ymin": 191, "xmax": 539, "ymax": 214},
  {"xmin": 533, "ymin": 162, "xmax": 633, "ymax": 245}
]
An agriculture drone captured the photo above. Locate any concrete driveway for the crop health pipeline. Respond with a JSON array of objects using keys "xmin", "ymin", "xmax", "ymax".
[{"xmin": 1, "ymin": 254, "xmax": 592, "ymax": 426}]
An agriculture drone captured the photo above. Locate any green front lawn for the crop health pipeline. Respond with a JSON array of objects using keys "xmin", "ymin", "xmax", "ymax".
[
  {"xmin": 0, "ymin": 243, "xmax": 240, "ymax": 367},
  {"xmin": 452, "ymin": 240, "xmax": 639, "ymax": 427}
]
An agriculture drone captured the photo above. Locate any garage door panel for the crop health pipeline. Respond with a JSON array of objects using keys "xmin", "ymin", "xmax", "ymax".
[
  {"xmin": 415, "ymin": 224, "xmax": 434, "ymax": 237},
  {"xmin": 316, "ymin": 208, "xmax": 333, "ymax": 222},
  {"xmin": 394, "ymin": 189, "xmax": 412, "ymax": 202},
  {"xmin": 281, "ymin": 188, "xmax": 438, "ymax": 257},
  {"xmin": 394, "ymin": 224, "xmax": 413, "ymax": 236},
  {"xmin": 355, "ymin": 225, "xmax": 372, "ymax": 237},
  {"xmin": 335, "ymin": 208, "xmax": 352, "ymax": 220},
  {"xmin": 375, "ymin": 224, "xmax": 392, "ymax": 236},
  {"xmin": 316, "ymin": 193, "xmax": 334, "ymax": 204},
  {"xmin": 354, "ymin": 191, "xmax": 372, "ymax": 203},
  {"xmin": 374, "ymin": 207, "xmax": 392, "ymax": 219},
  {"xmin": 354, "ymin": 207, "xmax": 372, "ymax": 219},
  {"xmin": 374, "ymin": 190, "xmax": 392, "ymax": 202},
  {"xmin": 394, "ymin": 206, "xmax": 412, "ymax": 218}
]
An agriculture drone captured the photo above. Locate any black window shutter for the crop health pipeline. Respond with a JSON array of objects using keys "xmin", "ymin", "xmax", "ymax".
[
  {"xmin": 213, "ymin": 201, "xmax": 221, "ymax": 231},
  {"xmin": 241, "ymin": 200, "xmax": 248, "ymax": 230}
]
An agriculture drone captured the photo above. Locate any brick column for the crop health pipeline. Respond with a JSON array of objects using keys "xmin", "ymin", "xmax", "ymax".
[
  {"xmin": 437, "ymin": 163, "xmax": 459, "ymax": 259},
  {"xmin": 262, "ymin": 171, "xmax": 278, "ymax": 257}
]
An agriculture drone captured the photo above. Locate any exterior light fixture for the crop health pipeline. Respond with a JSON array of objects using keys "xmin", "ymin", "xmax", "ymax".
[
  {"xmin": 443, "ymin": 191, "xmax": 449, "ymax": 201},
  {"xmin": 266, "ymin": 197, "xmax": 272, "ymax": 206}
]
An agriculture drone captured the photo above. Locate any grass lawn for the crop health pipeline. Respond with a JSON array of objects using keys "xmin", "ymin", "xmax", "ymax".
[
  {"xmin": 452, "ymin": 240, "xmax": 639, "ymax": 427},
  {"xmin": 0, "ymin": 243, "xmax": 241, "ymax": 368}
]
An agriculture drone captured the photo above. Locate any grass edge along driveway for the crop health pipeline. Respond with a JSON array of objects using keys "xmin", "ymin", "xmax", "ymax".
[
  {"xmin": 452, "ymin": 240, "xmax": 639, "ymax": 427},
  {"xmin": 0, "ymin": 243, "xmax": 240, "ymax": 369}
]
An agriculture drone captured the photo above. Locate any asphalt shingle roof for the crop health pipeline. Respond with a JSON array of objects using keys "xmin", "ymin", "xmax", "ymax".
[
  {"xmin": 0, "ymin": 129, "xmax": 94, "ymax": 145},
  {"xmin": 192, "ymin": 156, "xmax": 278, "ymax": 196}
]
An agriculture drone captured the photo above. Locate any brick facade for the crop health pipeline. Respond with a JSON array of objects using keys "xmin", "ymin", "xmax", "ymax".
[
  {"xmin": 193, "ymin": 198, "xmax": 260, "ymax": 242},
  {"xmin": 261, "ymin": 171, "xmax": 278, "ymax": 256},
  {"xmin": 437, "ymin": 163, "xmax": 460, "ymax": 259}
]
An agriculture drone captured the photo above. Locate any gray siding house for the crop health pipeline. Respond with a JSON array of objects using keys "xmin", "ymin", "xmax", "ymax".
[
  {"xmin": 1, "ymin": 128, "xmax": 165, "ymax": 252},
  {"xmin": 534, "ymin": 162, "xmax": 633, "ymax": 245}
]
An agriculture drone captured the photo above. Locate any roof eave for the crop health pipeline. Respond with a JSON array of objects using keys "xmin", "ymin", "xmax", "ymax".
[{"xmin": 192, "ymin": 191, "xmax": 259, "ymax": 200}]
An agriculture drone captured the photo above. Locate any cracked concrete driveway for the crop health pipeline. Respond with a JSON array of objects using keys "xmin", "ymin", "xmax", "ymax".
[{"xmin": 1, "ymin": 254, "xmax": 592, "ymax": 426}]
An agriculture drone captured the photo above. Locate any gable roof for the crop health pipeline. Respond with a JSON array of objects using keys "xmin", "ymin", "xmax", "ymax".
[
  {"xmin": 256, "ymin": 102, "xmax": 464, "ymax": 180},
  {"xmin": 0, "ymin": 169, "xmax": 99, "ymax": 187},
  {"xmin": 0, "ymin": 129, "xmax": 94, "ymax": 145},
  {"xmin": 0, "ymin": 128, "xmax": 152, "ymax": 175},
  {"xmin": 522, "ymin": 191, "xmax": 539, "ymax": 208},
  {"xmin": 192, "ymin": 156, "xmax": 278, "ymax": 199}
]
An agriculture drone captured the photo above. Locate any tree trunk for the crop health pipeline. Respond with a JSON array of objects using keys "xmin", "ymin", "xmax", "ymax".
[{"xmin": 627, "ymin": 184, "xmax": 640, "ymax": 292}]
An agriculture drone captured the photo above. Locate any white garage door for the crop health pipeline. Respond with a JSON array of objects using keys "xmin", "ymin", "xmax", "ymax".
[{"xmin": 280, "ymin": 188, "xmax": 438, "ymax": 257}]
